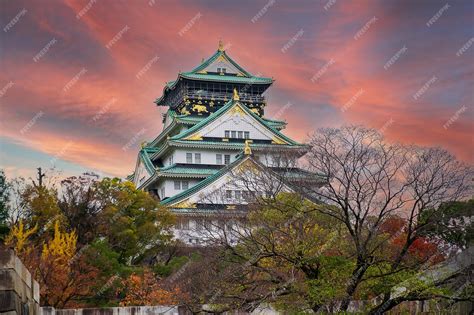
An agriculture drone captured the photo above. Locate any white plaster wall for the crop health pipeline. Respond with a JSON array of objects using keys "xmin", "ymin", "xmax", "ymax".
[
  {"xmin": 169, "ymin": 148, "xmax": 240, "ymax": 165},
  {"xmin": 204, "ymin": 59, "xmax": 240, "ymax": 74},
  {"xmin": 201, "ymin": 112, "xmax": 275, "ymax": 141},
  {"xmin": 134, "ymin": 161, "xmax": 151, "ymax": 188},
  {"xmin": 154, "ymin": 178, "xmax": 201, "ymax": 199}
]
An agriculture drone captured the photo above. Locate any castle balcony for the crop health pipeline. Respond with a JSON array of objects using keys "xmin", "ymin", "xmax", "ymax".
[{"xmin": 186, "ymin": 90, "xmax": 265, "ymax": 104}]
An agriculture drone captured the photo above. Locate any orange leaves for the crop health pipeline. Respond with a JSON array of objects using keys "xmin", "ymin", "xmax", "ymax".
[{"xmin": 118, "ymin": 268, "xmax": 181, "ymax": 306}]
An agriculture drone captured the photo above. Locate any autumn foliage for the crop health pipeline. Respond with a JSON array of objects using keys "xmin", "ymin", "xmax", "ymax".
[{"xmin": 118, "ymin": 268, "xmax": 181, "ymax": 306}]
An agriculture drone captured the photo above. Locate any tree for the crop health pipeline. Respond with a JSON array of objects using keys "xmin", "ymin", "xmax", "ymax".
[
  {"xmin": 177, "ymin": 194, "xmax": 351, "ymax": 313},
  {"xmin": 7, "ymin": 220, "xmax": 99, "ymax": 308},
  {"xmin": 189, "ymin": 126, "xmax": 472, "ymax": 313},
  {"xmin": 58, "ymin": 175, "xmax": 175, "ymax": 263},
  {"xmin": 302, "ymin": 125, "xmax": 472, "ymax": 312},
  {"xmin": 118, "ymin": 268, "xmax": 181, "ymax": 306},
  {"xmin": 0, "ymin": 169, "xmax": 10, "ymax": 224}
]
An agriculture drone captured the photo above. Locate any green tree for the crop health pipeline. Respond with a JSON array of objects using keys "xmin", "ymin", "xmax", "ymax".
[{"xmin": 0, "ymin": 169, "xmax": 10, "ymax": 239}]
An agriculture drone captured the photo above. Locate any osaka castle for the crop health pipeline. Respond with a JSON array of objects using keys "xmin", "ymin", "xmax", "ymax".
[{"xmin": 129, "ymin": 41, "xmax": 315, "ymax": 245}]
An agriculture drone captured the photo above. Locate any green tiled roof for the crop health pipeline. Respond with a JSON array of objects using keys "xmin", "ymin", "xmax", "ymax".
[
  {"xmin": 159, "ymin": 164, "xmax": 219, "ymax": 176},
  {"xmin": 179, "ymin": 72, "xmax": 273, "ymax": 84},
  {"xmin": 155, "ymin": 48, "xmax": 273, "ymax": 105},
  {"xmin": 170, "ymin": 99, "xmax": 301, "ymax": 146},
  {"xmin": 191, "ymin": 49, "xmax": 251, "ymax": 77},
  {"xmin": 139, "ymin": 147, "xmax": 159, "ymax": 175},
  {"xmin": 171, "ymin": 140, "xmax": 305, "ymax": 150}
]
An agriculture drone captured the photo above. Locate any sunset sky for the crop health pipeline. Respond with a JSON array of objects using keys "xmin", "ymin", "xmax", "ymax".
[{"xmin": 0, "ymin": 0, "xmax": 472, "ymax": 180}]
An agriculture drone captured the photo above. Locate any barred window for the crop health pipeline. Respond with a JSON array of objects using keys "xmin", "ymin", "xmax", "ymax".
[
  {"xmin": 186, "ymin": 153, "xmax": 193, "ymax": 163},
  {"xmin": 182, "ymin": 181, "xmax": 189, "ymax": 190}
]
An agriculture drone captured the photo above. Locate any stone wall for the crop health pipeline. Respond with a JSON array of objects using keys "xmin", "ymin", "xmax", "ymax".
[
  {"xmin": 0, "ymin": 246, "xmax": 40, "ymax": 315},
  {"xmin": 40, "ymin": 306, "xmax": 180, "ymax": 315}
]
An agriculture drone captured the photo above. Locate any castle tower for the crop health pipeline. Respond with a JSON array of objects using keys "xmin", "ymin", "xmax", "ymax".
[{"xmin": 129, "ymin": 42, "xmax": 311, "ymax": 245}]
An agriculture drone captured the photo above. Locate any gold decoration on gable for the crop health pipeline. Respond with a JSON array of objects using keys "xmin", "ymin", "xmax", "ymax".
[
  {"xmin": 185, "ymin": 133, "xmax": 203, "ymax": 141},
  {"xmin": 271, "ymin": 137, "xmax": 286, "ymax": 145},
  {"xmin": 174, "ymin": 201, "xmax": 197, "ymax": 209},
  {"xmin": 180, "ymin": 107, "xmax": 191, "ymax": 115},
  {"xmin": 250, "ymin": 108, "xmax": 260, "ymax": 115},
  {"xmin": 230, "ymin": 105, "xmax": 245, "ymax": 116},
  {"xmin": 192, "ymin": 104, "xmax": 208, "ymax": 114}
]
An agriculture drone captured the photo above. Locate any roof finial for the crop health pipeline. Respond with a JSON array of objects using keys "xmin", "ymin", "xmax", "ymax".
[
  {"xmin": 233, "ymin": 88, "xmax": 240, "ymax": 101},
  {"xmin": 218, "ymin": 39, "xmax": 224, "ymax": 52},
  {"xmin": 244, "ymin": 140, "xmax": 252, "ymax": 155}
]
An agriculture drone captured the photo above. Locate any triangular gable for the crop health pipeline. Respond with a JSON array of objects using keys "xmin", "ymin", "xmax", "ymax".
[
  {"xmin": 161, "ymin": 155, "xmax": 293, "ymax": 208},
  {"xmin": 190, "ymin": 50, "xmax": 251, "ymax": 77},
  {"xmin": 132, "ymin": 148, "xmax": 158, "ymax": 188},
  {"xmin": 171, "ymin": 100, "xmax": 300, "ymax": 145}
]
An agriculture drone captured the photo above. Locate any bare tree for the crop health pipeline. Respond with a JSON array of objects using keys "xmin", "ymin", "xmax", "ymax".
[{"xmin": 302, "ymin": 125, "xmax": 472, "ymax": 312}]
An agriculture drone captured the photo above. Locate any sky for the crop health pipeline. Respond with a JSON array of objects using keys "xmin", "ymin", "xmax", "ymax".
[{"xmin": 0, "ymin": 0, "xmax": 473, "ymax": 180}]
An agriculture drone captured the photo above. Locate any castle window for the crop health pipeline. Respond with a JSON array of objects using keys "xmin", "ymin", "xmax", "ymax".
[
  {"xmin": 234, "ymin": 190, "xmax": 242, "ymax": 200},
  {"xmin": 225, "ymin": 190, "xmax": 232, "ymax": 200},
  {"xmin": 222, "ymin": 68, "xmax": 226, "ymax": 73},
  {"xmin": 225, "ymin": 130, "xmax": 230, "ymax": 138},
  {"xmin": 238, "ymin": 131, "xmax": 243, "ymax": 139},
  {"xmin": 186, "ymin": 153, "xmax": 193, "ymax": 163},
  {"xmin": 182, "ymin": 181, "xmax": 189, "ymax": 190},
  {"xmin": 181, "ymin": 220, "xmax": 189, "ymax": 230},
  {"xmin": 216, "ymin": 154, "xmax": 222, "ymax": 164},
  {"xmin": 217, "ymin": 67, "xmax": 221, "ymax": 73},
  {"xmin": 195, "ymin": 153, "xmax": 201, "ymax": 164},
  {"xmin": 174, "ymin": 181, "xmax": 181, "ymax": 190},
  {"xmin": 224, "ymin": 154, "xmax": 230, "ymax": 165},
  {"xmin": 231, "ymin": 131, "xmax": 236, "ymax": 138},
  {"xmin": 244, "ymin": 131, "xmax": 250, "ymax": 139}
]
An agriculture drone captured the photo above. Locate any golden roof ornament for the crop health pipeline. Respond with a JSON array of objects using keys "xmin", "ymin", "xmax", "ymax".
[
  {"xmin": 218, "ymin": 39, "xmax": 224, "ymax": 52},
  {"xmin": 244, "ymin": 139, "xmax": 252, "ymax": 155},
  {"xmin": 233, "ymin": 88, "xmax": 240, "ymax": 101}
]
